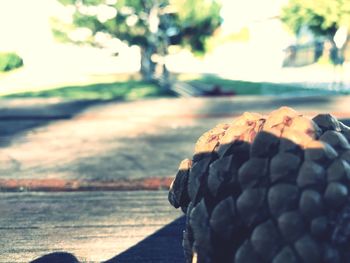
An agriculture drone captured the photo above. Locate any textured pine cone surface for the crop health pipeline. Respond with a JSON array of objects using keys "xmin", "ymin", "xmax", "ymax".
[{"xmin": 168, "ymin": 107, "xmax": 350, "ymax": 263}]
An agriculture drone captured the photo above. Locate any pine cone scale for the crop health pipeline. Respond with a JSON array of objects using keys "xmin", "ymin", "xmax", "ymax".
[{"xmin": 169, "ymin": 107, "xmax": 350, "ymax": 262}]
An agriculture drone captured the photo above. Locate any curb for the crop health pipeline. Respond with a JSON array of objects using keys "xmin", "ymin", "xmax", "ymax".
[{"xmin": 0, "ymin": 177, "xmax": 173, "ymax": 192}]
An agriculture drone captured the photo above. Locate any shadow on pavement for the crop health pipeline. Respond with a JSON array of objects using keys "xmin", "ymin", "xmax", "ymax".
[
  {"xmin": 0, "ymin": 99, "xmax": 112, "ymax": 146},
  {"xmin": 0, "ymin": 96, "xmax": 345, "ymax": 147},
  {"xmin": 30, "ymin": 252, "xmax": 79, "ymax": 263},
  {"xmin": 104, "ymin": 216, "xmax": 185, "ymax": 263},
  {"xmin": 29, "ymin": 216, "xmax": 185, "ymax": 263}
]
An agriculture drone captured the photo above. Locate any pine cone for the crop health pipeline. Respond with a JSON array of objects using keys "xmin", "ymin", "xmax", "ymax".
[{"xmin": 168, "ymin": 107, "xmax": 350, "ymax": 263}]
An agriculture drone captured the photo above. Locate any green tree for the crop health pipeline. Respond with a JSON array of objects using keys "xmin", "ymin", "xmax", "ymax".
[
  {"xmin": 0, "ymin": 52, "xmax": 23, "ymax": 72},
  {"xmin": 281, "ymin": 0, "xmax": 350, "ymax": 63},
  {"xmin": 55, "ymin": 0, "xmax": 222, "ymax": 89}
]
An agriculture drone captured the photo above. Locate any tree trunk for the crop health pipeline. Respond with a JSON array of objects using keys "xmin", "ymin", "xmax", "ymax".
[
  {"xmin": 139, "ymin": 3, "xmax": 173, "ymax": 91},
  {"xmin": 159, "ymin": 63, "xmax": 171, "ymax": 90},
  {"xmin": 342, "ymin": 38, "xmax": 349, "ymax": 64},
  {"xmin": 140, "ymin": 46, "xmax": 157, "ymax": 82},
  {"xmin": 140, "ymin": 46, "xmax": 172, "ymax": 91}
]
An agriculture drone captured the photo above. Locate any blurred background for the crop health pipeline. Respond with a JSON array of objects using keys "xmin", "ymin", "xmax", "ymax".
[
  {"xmin": 0, "ymin": 0, "xmax": 349, "ymax": 98},
  {"xmin": 2, "ymin": 1, "xmax": 350, "ymax": 262}
]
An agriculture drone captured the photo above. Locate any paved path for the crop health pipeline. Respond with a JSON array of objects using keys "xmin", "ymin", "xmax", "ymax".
[
  {"xmin": 2, "ymin": 96, "xmax": 350, "ymax": 186},
  {"xmin": 2, "ymin": 96, "xmax": 350, "ymax": 262}
]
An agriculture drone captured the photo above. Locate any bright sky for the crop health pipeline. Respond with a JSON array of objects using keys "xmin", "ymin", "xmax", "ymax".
[
  {"xmin": 0, "ymin": 0, "xmax": 60, "ymax": 52},
  {"xmin": 221, "ymin": 0, "xmax": 288, "ymax": 32}
]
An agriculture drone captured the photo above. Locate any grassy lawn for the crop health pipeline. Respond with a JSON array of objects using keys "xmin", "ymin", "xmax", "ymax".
[
  {"xmin": 4, "ymin": 80, "xmax": 174, "ymax": 100},
  {"xmin": 3, "ymin": 74, "xmax": 342, "ymax": 100},
  {"xmin": 189, "ymin": 75, "xmax": 340, "ymax": 96}
]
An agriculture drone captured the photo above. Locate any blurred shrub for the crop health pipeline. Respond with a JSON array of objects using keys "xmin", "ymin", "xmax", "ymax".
[{"xmin": 0, "ymin": 52, "xmax": 23, "ymax": 72}]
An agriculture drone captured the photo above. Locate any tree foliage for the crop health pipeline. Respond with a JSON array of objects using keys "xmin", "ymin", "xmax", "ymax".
[
  {"xmin": 281, "ymin": 0, "xmax": 350, "ymax": 38},
  {"xmin": 55, "ymin": 0, "xmax": 222, "ymax": 85},
  {"xmin": 0, "ymin": 52, "xmax": 23, "ymax": 72}
]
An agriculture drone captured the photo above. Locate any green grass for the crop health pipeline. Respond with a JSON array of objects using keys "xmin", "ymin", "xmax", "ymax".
[
  {"xmin": 4, "ymin": 80, "xmax": 174, "ymax": 100},
  {"xmin": 189, "ymin": 75, "xmax": 341, "ymax": 96},
  {"xmin": 3, "ymin": 74, "xmax": 343, "ymax": 100}
]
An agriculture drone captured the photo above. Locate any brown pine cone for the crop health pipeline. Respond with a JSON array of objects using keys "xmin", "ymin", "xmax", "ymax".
[{"xmin": 168, "ymin": 107, "xmax": 350, "ymax": 263}]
